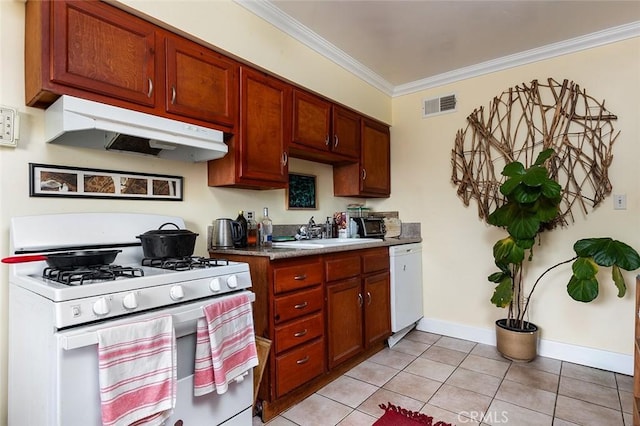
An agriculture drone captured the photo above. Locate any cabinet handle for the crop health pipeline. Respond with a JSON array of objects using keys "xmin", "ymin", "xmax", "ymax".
[
  {"xmin": 171, "ymin": 86, "xmax": 176, "ymax": 104},
  {"xmin": 367, "ymin": 291, "xmax": 372, "ymax": 306},
  {"xmin": 294, "ymin": 329, "xmax": 308, "ymax": 338},
  {"xmin": 296, "ymin": 355, "xmax": 310, "ymax": 365},
  {"xmin": 325, "ymin": 135, "xmax": 330, "ymax": 146},
  {"xmin": 282, "ymin": 151, "xmax": 288, "ymax": 166},
  {"xmin": 294, "ymin": 301, "xmax": 308, "ymax": 310},
  {"xmin": 334, "ymin": 135, "xmax": 339, "ymax": 148},
  {"xmin": 358, "ymin": 293, "xmax": 363, "ymax": 306},
  {"xmin": 147, "ymin": 78, "xmax": 153, "ymax": 98},
  {"xmin": 294, "ymin": 274, "xmax": 307, "ymax": 281},
  {"xmin": 362, "ymin": 168, "xmax": 367, "ymax": 181}
]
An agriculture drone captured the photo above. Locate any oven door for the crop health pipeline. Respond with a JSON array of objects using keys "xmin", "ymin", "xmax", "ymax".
[{"xmin": 55, "ymin": 292, "xmax": 255, "ymax": 426}]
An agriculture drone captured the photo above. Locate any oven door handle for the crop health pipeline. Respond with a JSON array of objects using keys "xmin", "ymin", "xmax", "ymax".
[{"xmin": 59, "ymin": 292, "xmax": 255, "ymax": 351}]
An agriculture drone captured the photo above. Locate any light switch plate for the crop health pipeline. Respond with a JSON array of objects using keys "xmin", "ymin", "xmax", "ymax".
[{"xmin": 0, "ymin": 106, "xmax": 20, "ymax": 147}]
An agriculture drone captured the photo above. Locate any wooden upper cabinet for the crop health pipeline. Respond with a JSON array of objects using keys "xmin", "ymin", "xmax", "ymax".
[
  {"xmin": 332, "ymin": 106, "xmax": 361, "ymax": 159},
  {"xmin": 333, "ymin": 118, "xmax": 391, "ymax": 198},
  {"xmin": 47, "ymin": 1, "xmax": 157, "ymax": 107},
  {"xmin": 292, "ymin": 89, "xmax": 332, "ymax": 152},
  {"xmin": 291, "ymin": 89, "xmax": 360, "ymax": 163},
  {"xmin": 361, "ymin": 118, "xmax": 391, "ymax": 195},
  {"xmin": 165, "ymin": 36, "xmax": 238, "ymax": 128},
  {"xmin": 208, "ymin": 66, "xmax": 291, "ymax": 188}
]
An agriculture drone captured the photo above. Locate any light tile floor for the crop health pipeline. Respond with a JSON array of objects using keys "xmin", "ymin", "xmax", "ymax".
[{"xmin": 252, "ymin": 330, "xmax": 633, "ymax": 426}]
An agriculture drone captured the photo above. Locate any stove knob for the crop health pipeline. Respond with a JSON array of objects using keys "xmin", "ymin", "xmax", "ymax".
[
  {"xmin": 122, "ymin": 292, "xmax": 138, "ymax": 310},
  {"xmin": 170, "ymin": 285, "xmax": 185, "ymax": 301},
  {"xmin": 227, "ymin": 275, "xmax": 238, "ymax": 289},
  {"xmin": 93, "ymin": 297, "xmax": 110, "ymax": 316},
  {"xmin": 209, "ymin": 277, "xmax": 221, "ymax": 293}
]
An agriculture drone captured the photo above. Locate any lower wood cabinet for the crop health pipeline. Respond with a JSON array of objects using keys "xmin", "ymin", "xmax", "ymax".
[
  {"xmin": 218, "ymin": 246, "xmax": 391, "ymax": 422},
  {"xmin": 326, "ymin": 248, "xmax": 391, "ymax": 369}
]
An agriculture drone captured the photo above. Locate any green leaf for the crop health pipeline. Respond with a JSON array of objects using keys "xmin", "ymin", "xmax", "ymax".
[
  {"xmin": 506, "ymin": 209, "xmax": 540, "ymax": 240},
  {"xmin": 522, "ymin": 166, "xmax": 549, "ymax": 187},
  {"xmin": 571, "ymin": 257, "xmax": 598, "ymax": 279},
  {"xmin": 533, "ymin": 148, "xmax": 555, "ymax": 166},
  {"xmin": 612, "ymin": 265, "xmax": 627, "ymax": 297},
  {"xmin": 574, "ymin": 238, "xmax": 640, "ymax": 270},
  {"xmin": 493, "ymin": 237, "xmax": 525, "ymax": 264},
  {"xmin": 535, "ymin": 198, "xmax": 560, "ymax": 222},
  {"xmin": 491, "ymin": 276, "xmax": 513, "ymax": 308},
  {"xmin": 500, "ymin": 176, "xmax": 522, "ymax": 196},
  {"xmin": 567, "ymin": 275, "xmax": 599, "ymax": 302},
  {"xmin": 488, "ymin": 271, "xmax": 506, "ymax": 283},
  {"xmin": 512, "ymin": 184, "xmax": 542, "ymax": 204},
  {"xmin": 502, "ymin": 162, "xmax": 525, "ymax": 177},
  {"xmin": 541, "ymin": 179, "xmax": 562, "ymax": 199}
]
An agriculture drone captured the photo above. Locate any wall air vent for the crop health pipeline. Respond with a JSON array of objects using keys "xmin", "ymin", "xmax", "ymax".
[{"xmin": 422, "ymin": 93, "xmax": 457, "ymax": 118}]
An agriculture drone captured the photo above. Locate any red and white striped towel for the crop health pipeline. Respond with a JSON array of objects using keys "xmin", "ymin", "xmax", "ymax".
[
  {"xmin": 194, "ymin": 293, "xmax": 258, "ymax": 396},
  {"xmin": 97, "ymin": 315, "xmax": 176, "ymax": 426}
]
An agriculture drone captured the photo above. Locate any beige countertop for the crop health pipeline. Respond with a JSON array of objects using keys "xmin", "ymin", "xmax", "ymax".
[{"xmin": 209, "ymin": 237, "xmax": 422, "ymax": 260}]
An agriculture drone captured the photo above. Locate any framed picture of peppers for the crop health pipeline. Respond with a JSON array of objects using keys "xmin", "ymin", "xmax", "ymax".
[{"xmin": 287, "ymin": 173, "xmax": 317, "ymax": 210}]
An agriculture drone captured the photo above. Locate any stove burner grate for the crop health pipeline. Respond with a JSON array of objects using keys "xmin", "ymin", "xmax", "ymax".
[
  {"xmin": 142, "ymin": 256, "xmax": 230, "ymax": 271},
  {"xmin": 43, "ymin": 265, "xmax": 144, "ymax": 286}
]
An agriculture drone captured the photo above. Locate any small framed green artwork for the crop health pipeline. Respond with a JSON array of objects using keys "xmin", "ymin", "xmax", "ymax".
[{"xmin": 287, "ymin": 173, "xmax": 317, "ymax": 210}]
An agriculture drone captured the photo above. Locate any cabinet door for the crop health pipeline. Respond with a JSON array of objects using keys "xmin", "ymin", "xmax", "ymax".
[
  {"xmin": 238, "ymin": 67, "xmax": 291, "ymax": 184},
  {"xmin": 326, "ymin": 278, "xmax": 364, "ymax": 368},
  {"xmin": 292, "ymin": 89, "xmax": 331, "ymax": 152},
  {"xmin": 332, "ymin": 106, "xmax": 360, "ymax": 160},
  {"xmin": 361, "ymin": 118, "xmax": 391, "ymax": 196},
  {"xmin": 364, "ymin": 271, "xmax": 391, "ymax": 347},
  {"xmin": 165, "ymin": 36, "xmax": 238, "ymax": 128},
  {"xmin": 50, "ymin": 1, "xmax": 156, "ymax": 107}
]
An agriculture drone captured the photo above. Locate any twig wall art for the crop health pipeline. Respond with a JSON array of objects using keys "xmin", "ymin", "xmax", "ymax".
[{"xmin": 451, "ymin": 78, "xmax": 619, "ymax": 228}]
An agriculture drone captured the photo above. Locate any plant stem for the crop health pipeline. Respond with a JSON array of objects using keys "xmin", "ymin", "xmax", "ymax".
[{"xmin": 520, "ymin": 256, "xmax": 578, "ymax": 321}]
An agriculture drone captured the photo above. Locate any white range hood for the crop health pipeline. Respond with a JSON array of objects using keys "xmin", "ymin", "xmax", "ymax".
[{"xmin": 44, "ymin": 95, "xmax": 228, "ymax": 162}]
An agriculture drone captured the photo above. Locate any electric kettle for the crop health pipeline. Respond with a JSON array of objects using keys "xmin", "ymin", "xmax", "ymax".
[{"xmin": 212, "ymin": 218, "xmax": 242, "ymax": 248}]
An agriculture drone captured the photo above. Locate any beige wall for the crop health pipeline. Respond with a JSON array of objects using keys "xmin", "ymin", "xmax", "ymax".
[{"xmin": 369, "ymin": 38, "xmax": 640, "ymax": 357}]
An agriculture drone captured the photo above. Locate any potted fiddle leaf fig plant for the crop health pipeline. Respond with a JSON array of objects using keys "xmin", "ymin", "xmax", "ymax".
[{"xmin": 487, "ymin": 148, "xmax": 640, "ymax": 361}]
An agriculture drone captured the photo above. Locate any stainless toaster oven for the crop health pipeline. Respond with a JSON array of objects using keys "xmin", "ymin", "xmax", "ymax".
[{"xmin": 353, "ymin": 217, "xmax": 386, "ymax": 238}]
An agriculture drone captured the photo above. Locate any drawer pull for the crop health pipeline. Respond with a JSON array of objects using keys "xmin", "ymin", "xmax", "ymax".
[
  {"xmin": 296, "ymin": 355, "xmax": 310, "ymax": 365},
  {"xmin": 358, "ymin": 293, "xmax": 363, "ymax": 306},
  {"xmin": 367, "ymin": 291, "xmax": 372, "ymax": 306},
  {"xmin": 294, "ymin": 274, "xmax": 307, "ymax": 281},
  {"xmin": 147, "ymin": 78, "xmax": 153, "ymax": 98},
  {"xmin": 294, "ymin": 329, "xmax": 308, "ymax": 338},
  {"xmin": 294, "ymin": 301, "xmax": 308, "ymax": 310}
]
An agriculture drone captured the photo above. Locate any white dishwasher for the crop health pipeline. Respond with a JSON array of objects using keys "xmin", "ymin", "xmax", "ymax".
[{"xmin": 388, "ymin": 243, "xmax": 424, "ymax": 347}]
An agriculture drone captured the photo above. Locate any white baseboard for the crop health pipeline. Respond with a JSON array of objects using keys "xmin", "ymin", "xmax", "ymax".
[{"xmin": 417, "ymin": 317, "xmax": 632, "ymax": 375}]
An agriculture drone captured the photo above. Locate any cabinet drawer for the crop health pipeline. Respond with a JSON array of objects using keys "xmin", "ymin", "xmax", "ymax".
[
  {"xmin": 325, "ymin": 255, "xmax": 361, "ymax": 282},
  {"xmin": 274, "ymin": 312, "xmax": 324, "ymax": 354},
  {"xmin": 362, "ymin": 248, "xmax": 390, "ymax": 274},
  {"xmin": 275, "ymin": 338, "xmax": 325, "ymax": 397},
  {"xmin": 274, "ymin": 262, "xmax": 322, "ymax": 294},
  {"xmin": 274, "ymin": 286, "xmax": 323, "ymax": 324}
]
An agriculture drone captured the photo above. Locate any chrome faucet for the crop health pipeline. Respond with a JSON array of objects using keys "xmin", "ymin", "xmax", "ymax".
[{"xmin": 296, "ymin": 216, "xmax": 322, "ymax": 239}]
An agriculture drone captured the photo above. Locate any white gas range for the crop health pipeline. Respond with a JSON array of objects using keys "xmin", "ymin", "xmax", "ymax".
[{"xmin": 7, "ymin": 212, "xmax": 255, "ymax": 426}]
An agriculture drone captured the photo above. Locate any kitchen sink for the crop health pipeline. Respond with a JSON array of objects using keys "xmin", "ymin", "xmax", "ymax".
[{"xmin": 272, "ymin": 238, "xmax": 382, "ymax": 249}]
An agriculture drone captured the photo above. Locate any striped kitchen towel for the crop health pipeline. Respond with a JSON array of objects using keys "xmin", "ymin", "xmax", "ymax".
[
  {"xmin": 97, "ymin": 315, "xmax": 176, "ymax": 426},
  {"xmin": 194, "ymin": 293, "xmax": 258, "ymax": 396}
]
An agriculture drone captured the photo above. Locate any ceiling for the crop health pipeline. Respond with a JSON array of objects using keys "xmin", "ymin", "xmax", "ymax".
[{"xmin": 237, "ymin": 0, "xmax": 640, "ymax": 96}]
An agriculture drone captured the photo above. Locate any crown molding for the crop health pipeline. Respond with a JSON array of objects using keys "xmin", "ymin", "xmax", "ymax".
[
  {"xmin": 393, "ymin": 21, "xmax": 640, "ymax": 97},
  {"xmin": 235, "ymin": 1, "xmax": 640, "ymax": 98}
]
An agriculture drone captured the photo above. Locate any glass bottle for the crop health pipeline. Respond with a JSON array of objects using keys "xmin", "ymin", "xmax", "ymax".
[
  {"xmin": 246, "ymin": 211, "xmax": 258, "ymax": 248},
  {"xmin": 234, "ymin": 210, "xmax": 248, "ymax": 248},
  {"xmin": 261, "ymin": 207, "xmax": 273, "ymax": 246}
]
